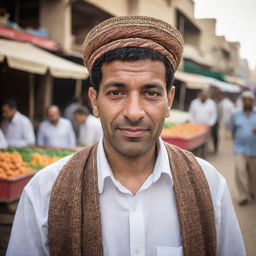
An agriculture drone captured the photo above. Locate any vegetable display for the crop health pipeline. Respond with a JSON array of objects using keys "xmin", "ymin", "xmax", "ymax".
[
  {"xmin": 161, "ymin": 123, "xmax": 208, "ymax": 138},
  {"xmin": 0, "ymin": 147, "xmax": 73, "ymax": 179}
]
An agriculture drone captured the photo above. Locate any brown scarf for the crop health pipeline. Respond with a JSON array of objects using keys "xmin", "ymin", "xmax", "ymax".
[{"xmin": 48, "ymin": 143, "xmax": 216, "ymax": 256}]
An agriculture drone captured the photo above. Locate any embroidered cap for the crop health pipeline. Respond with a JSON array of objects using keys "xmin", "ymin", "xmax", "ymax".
[{"xmin": 83, "ymin": 15, "xmax": 184, "ymax": 72}]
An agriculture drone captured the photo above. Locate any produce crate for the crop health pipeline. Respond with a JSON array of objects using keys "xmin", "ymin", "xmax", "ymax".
[
  {"xmin": 0, "ymin": 172, "xmax": 36, "ymax": 202},
  {"xmin": 162, "ymin": 128, "xmax": 210, "ymax": 150}
]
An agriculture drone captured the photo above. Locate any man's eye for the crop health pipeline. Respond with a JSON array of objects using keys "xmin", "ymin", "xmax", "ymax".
[
  {"xmin": 107, "ymin": 90, "xmax": 122, "ymax": 96},
  {"xmin": 145, "ymin": 91, "xmax": 160, "ymax": 97}
]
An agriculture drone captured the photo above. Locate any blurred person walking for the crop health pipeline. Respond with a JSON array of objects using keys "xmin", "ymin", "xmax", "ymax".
[
  {"xmin": 1, "ymin": 99, "xmax": 35, "ymax": 147},
  {"xmin": 220, "ymin": 94, "xmax": 235, "ymax": 138},
  {"xmin": 73, "ymin": 106, "xmax": 102, "ymax": 146},
  {"xmin": 231, "ymin": 91, "xmax": 256, "ymax": 206},
  {"xmin": 37, "ymin": 105, "xmax": 76, "ymax": 148},
  {"xmin": 189, "ymin": 90, "xmax": 218, "ymax": 152}
]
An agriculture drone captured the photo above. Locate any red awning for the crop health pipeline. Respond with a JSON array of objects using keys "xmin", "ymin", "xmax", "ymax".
[{"xmin": 0, "ymin": 25, "xmax": 58, "ymax": 51}]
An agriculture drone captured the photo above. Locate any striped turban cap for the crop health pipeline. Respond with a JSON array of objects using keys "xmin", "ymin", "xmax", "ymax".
[{"xmin": 83, "ymin": 15, "xmax": 184, "ymax": 72}]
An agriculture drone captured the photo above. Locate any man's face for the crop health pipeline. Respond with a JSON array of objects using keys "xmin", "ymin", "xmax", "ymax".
[
  {"xmin": 74, "ymin": 113, "xmax": 87, "ymax": 124},
  {"xmin": 89, "ymin": 59, "xmax": 175, "ymax": 158},
  {"xmin": 199, "ymin": 91, "xmax": 208, "ymax": 102},
  {"xmin": 243, "ymin": 96, "xmax": 254, "ymax": 111},
  {"xmin": 47, "ymin": 107, "xmax": 60, "ymax": 124},
  {"xmin": 2, "ymin": 105, "xmax": 16, "ymax": 121}
]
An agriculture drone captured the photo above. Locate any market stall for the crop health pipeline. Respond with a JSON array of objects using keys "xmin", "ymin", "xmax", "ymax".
[
  {"xmin": 162, "ymin": 109, "xmax": 210, "ymax": 158},
  {"xmin": 161, "ymin": 122, "xmax": 209, "ymax": 151},
  {"xmin": 0, "ymin": 147, "xmax": 74, "ymax": 202}
]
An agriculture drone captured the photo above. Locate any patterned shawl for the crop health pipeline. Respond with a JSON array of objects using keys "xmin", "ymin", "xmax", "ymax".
[{"xmin": 48, "ymin": 143, "xmax": 216, "ymax": 256}]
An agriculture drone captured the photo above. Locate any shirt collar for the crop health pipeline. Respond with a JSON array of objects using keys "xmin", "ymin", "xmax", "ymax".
[
  {"xmin": 10, "ymin": 111, "xmax": 20, "ymax": 124},
  {"xmin": 97, "ymin": 137, "xmax": 173, "ymax": 194}
]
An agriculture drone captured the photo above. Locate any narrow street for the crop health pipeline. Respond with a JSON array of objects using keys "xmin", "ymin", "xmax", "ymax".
[{"xmin": 206, "ymin": 132, "xmax": 256, "ymax": 256}]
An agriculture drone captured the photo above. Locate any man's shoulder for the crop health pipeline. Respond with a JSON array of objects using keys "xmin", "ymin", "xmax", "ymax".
[
  {"xmin": 191, "ymin": 98, "xmax": 200, "ymax": 105},
  {"xmin": 165, "ymin": 143, "xmax": 226, "ymax": 209},
  {"xmin": 15, "ymin": 112, "xmax": 31, "ymax": 124},
  {"xmin": 196, "ymin": 157, "xmax": 225, "ymax": 183},
  {"xmin": 206, "ymin": 98, "xmax": 216, "ymax": 106},
  {"xmin": 59, "ymin": 117, "xmax": 72, "ymax": 126},
  {"xmin": 38, "ymin": 120, "xmax": 49, "ymax": 129},
  {"xmin": 232, "ymin": 108, "xmax": 243, "ymax": 117}
]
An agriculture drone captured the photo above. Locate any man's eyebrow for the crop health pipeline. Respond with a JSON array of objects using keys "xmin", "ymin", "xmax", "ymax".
[
  {"xmin": 103, "ymin": 82, "xmax": 127, "ymax": 90},
  {"xmin": 142, "ymin": 83, "xmax": 164, "ymax": 91}
]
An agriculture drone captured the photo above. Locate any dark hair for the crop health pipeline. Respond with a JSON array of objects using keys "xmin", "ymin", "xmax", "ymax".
[
  {"xmin": 3, "ymin": 99, "xmax": 17, "ymax": 109},
  {"xmin": 90, "ymin": 47, "xmax": 174, "ymax": 92},
  {"xmin": 74, "ymin": 106, "xmax": 90, "ymax": 116}
]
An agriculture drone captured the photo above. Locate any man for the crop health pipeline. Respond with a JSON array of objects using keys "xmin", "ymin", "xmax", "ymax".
[
  {"xmin": 7, "ymin": 16, "xmax": 244, "ymax": 256},
  {"xmin": 231, "ymin": 91, "xmax": 256, "ymax": 206},
  {"xmin": 63, "ymin": 97, "xmax": 81, "ymax": 121},
  {"xmin": 1, "ymin": 99, "xmax": 35, "ymax": 147},
  {"xmin": 73, "ymin": 106, "xmax": 102, "ymax": 146},
  {"xmin": 37, "ymin": 105, "xmax": 76, "ymax": 148},
  {"xmin": 189, "ymin": 90, "xmax": 217, "ymax": 126},
  {"xmin": 189, "ymin": 90, "xmax": 218, "ymax": 152},
  {"xmin": 220, "ymin": 94, "xmax": 234, "ymax": 138}
]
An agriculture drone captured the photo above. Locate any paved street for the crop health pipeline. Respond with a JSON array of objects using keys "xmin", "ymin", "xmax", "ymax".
[{"xmin": 207, "ymin": 133, "xmax": 256, "ymax": 256}]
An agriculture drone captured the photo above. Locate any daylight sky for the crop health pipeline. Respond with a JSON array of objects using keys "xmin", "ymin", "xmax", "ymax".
[{"xmin": 193, "ymin": 0, "xmax": 256, "ymax": 70}]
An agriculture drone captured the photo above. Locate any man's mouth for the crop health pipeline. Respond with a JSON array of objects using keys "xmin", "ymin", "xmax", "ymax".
[{"xmin": 118, "ymin": 127, "xmax": 148, "ymax": 138}]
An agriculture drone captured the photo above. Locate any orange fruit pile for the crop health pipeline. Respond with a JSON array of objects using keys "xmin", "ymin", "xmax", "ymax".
[
  {"xmin": 0, "ymin": 152, "xmax": 33, "ymax": 179},
  {"xmin": 161, "ymin": 123, "xmax": 208, "ymax": 138},
  {"xmin": 30, "ymin": 153, "xmax": 60, "ymax": 167}
]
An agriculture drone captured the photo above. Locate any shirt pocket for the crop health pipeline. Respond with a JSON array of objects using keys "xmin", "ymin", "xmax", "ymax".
[{"xmin": 157, "ymin": 246, "xmax": 183, "ymax": 256}]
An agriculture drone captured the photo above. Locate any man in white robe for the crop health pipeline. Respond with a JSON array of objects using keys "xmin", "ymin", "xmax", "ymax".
[
  {"xmin": 37, "ymin": 105, "xmax": 76, "ymax": 148},
  {"xmin": 1, "ymin": 100, "xmax": 35, "ymax": 147}
]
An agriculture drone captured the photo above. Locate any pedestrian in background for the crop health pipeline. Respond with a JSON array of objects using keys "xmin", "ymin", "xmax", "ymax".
[
  {"xmin": 73, "ymin": 106, "xmax": 102, "ymax": 146},
  {"xmin": 37, "ymin": 105, "xmax": 76, "ymax": 148},
  {"xmin": 231, "ymin": 91, "xmax": 256, "ymax": 206},
  {"xmin": 220, "ymin": 93, "xmax": 234, "ymax": 138},
  {"xmin": 189, "ymin": 90, "xmax": 218, "ymax": 152},
  {"xmin": 1, "ymin": 99, "xmax": 35, "ymax": 147}
]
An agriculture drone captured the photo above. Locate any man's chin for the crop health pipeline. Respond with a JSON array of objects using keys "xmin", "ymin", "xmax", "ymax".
[{"xmin": 112, "ymin": 139, "xmax": 156, "ymax": 158}]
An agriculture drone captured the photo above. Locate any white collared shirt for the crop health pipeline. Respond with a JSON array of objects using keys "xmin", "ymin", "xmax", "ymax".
[
  {"xmin": 6, "ymin": 138, "xmax": 245, "ymax": 256},
  {"xmin": 37, "ymin": 117, "xmax": 76, "ymax": 148},
  {"xmin": 1, "ymin": 111, "xmax": 35, "ymax": 147},
  {"xmin": 189, "ymin": 98, "xmax": 217, "ymax": 126}
]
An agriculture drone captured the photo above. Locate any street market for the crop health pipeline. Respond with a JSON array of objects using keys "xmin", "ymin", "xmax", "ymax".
[{"xmin": 1, "ymin": 1, "xmax": 256, "ymax": 256}]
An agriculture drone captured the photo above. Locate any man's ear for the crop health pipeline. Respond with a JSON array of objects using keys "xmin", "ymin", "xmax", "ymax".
[
  {"xmin": 166, "ymin": 86, "xmax": 175, "ymax": 117},
  {"xmin": 88, "ymin": 87, "xmax": 99, "ymax": 117}
]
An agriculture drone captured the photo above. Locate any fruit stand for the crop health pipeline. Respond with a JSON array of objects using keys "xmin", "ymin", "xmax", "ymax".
[
  {"xmin": 0, "ymin": 147, "xmax": 74, "ymax": 254},
  {"xmin": 161, "ymin": 123, "xmax": 210, "ymax": 156},
  {"xmin": 0, "ymin": 147, "xmax": 74, "ymax": 202}
]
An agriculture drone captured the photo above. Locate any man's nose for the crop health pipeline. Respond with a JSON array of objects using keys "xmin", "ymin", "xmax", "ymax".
[{"xmin": 123, "ymin": 94, "xmax": 145, "ymax": 123}]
